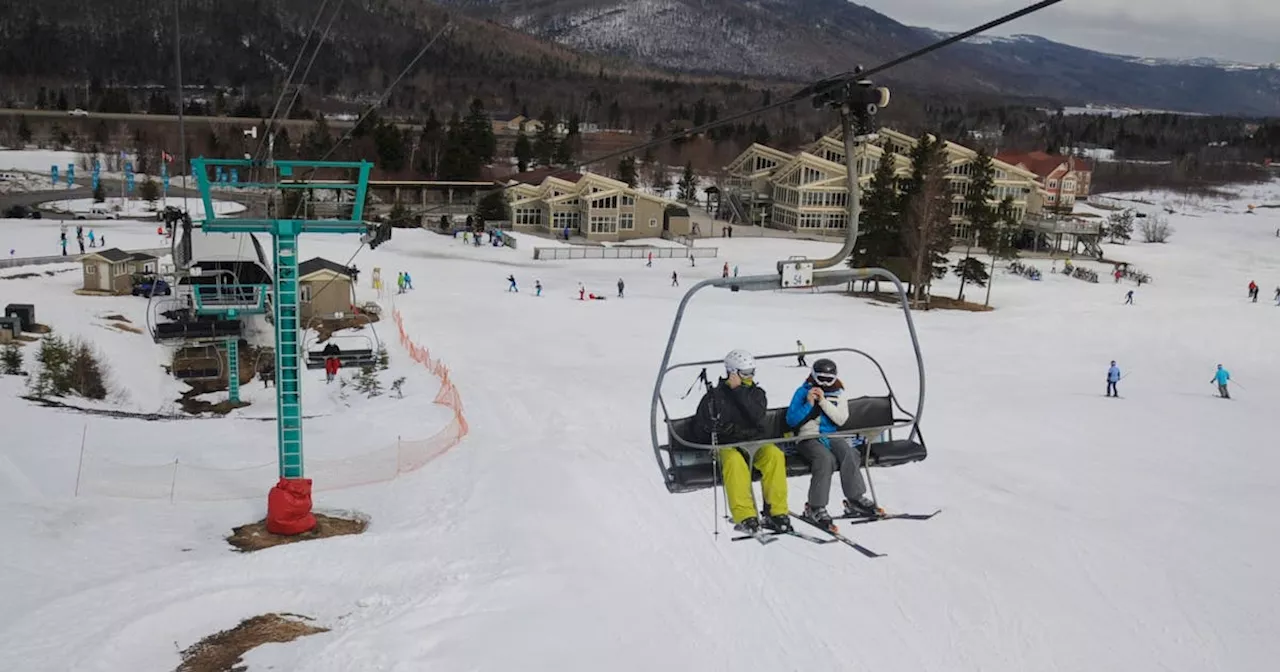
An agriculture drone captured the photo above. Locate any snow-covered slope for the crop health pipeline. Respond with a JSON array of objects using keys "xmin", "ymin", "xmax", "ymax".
[{"xmin": 2, "ymin": 185, "xmax": 1280, "ymax": 669}]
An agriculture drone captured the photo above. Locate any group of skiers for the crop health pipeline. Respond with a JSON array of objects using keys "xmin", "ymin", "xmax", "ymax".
[
  {"xmin": 1245, "ymin": 280, "xmax": 1280, "ymax": 305},
  {"xmin": 688, "ymin": 349, "xmax": 882, "ymax": 536},
  {"xmin": 59, "ymin": 224, "xmax": 101, "ymax": 256},
  {"xmin": 396, "ymin": 271, "xmax": 413, "ymax": 293},
  {"xmin": 1105, "ymin": 361, "xmax": 1232, "ymax": 399}
]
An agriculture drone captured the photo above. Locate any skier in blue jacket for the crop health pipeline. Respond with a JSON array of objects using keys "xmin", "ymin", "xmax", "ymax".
[
  {"xmin": 1211, "ymin": 364, "xmax": 1231, "ymax": 399},
  {"xmin": 785, "ymin": 358, "xmax": 879, "ymax": 530},
  {"xmin": 1106, "ymin": 361, "xmax": 1121, "ymax": 397}
]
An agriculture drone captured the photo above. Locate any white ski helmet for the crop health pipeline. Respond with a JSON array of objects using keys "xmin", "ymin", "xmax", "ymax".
[{"xmin": 723, "ymin": 349, "xmax": 757, "ymax": 377}]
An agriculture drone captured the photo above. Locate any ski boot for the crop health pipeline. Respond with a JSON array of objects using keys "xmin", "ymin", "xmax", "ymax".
[
  {"xmin": 733, "ymin": 517, "xmax": 762, "ymax": 535},
  {"xmin": 762, "ymin": 512, "xmax": 793, "ymax": 534},
  {"xmin": 802, "ymin": 504, "xmax": 838, "ymax": 532},
  {"xmin": 843, "ymin": 496, "xmax": 885, "ymax": 519}
]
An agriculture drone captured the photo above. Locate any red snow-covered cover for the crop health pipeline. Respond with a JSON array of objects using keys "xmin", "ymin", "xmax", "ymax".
[{"xmin": 266, "ymin": 477, "xmax": 316, "ymax": 535}]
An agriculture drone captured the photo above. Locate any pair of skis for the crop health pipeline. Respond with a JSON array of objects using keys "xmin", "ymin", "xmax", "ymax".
[{"xmin": 729, "ymin": 508, "xmax": 942, "ymax": 558}]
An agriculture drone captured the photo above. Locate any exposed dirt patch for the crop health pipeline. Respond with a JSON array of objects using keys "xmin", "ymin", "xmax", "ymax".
[
  {"xmin": 175, "ymin": 613, "xmax": 328, "ymax": 672},
  {"xmin": 107, "ymin": 320, "xmax": 144, "ymax": 334},
  {"xmin": 0, "ymin": 268, "xmax": 75, "ymax": 280},
  {"xmin": 25, "ymin": 323, "xmax": 52, "ymax": 334},
  {"xmin": 103, "ymin": 313, "xmax": 131, "ymax": 322},
  {"xmin": 856, "ymin": 291, "xmax": 995, "ymax": 312},
  {"xmin": 227, "ymin": 512, "xmax": 369, "ymax": 553},
  {"xmin": 310, "ymin": 313, "xmax": 381, "ymax": 342},
  {"xmin": 72, "ymin": 288, "xmax": 118, "ymax": 297},
  {"xmin": 177, "ymin": 389, "xmax": 250, "ymax": 416}
]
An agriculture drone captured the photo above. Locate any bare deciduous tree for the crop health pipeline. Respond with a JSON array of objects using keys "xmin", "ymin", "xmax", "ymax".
[{"xmin": 1139, "ymin": 214, "xmax": 1174, "ymax": 243}]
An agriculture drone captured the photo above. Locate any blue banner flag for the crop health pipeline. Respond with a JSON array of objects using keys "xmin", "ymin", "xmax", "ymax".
[
  {"xmin": 230, "ymin": 168, "xmax": 238, "ymax": 184},
  {"xmin": 51, "ymin": 165, "xmax": 58, "ymax": 184},
  {"xmin": 66, "ymin": 164, "xmax": 74, "ymax": 188},
  {"xmin": 91, "ymin": 160, "xmax": 100, "ymax": 191}
]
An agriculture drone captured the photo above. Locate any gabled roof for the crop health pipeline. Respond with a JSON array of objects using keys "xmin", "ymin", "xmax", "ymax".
[
  {"xmin": 506, "ymin": 167, "xmax": 583, "ymax": 186},
  {"xmin": 129, "ymin": 252, "xmax": 158, "ymax": 262},
  {"xmin": 772, "ymin": 151, "xmax": 848, "ymax": 185},
  {"xmin": 995, "ymin": 151, "xmax": 1071, "ymax": 179},
  {"xmin": 82, "ymin": 248, "xmax": 133, "ymax": 263},
  {"xmin": 725, "ymin": 143, "xmax": 794, "ymax": 176},
  {"xmin": 298, "ymin": 257, "xmax": 354, "ymax": 280}
]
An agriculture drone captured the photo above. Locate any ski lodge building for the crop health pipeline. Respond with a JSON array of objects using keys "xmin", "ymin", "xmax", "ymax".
[
  {"xmin": 721, "ymin": 127, "xmax": 1045, "ymax": 241},
  {"xmin": 502, "ymin": 168, "xmax": 691, "ymax": 242}
]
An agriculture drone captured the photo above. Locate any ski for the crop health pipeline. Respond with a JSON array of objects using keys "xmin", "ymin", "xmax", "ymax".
[
  {"xmin": 729, "ymin": 528, "xmax": 779, "ymax": 545},
  {"xmin": 835, "ymin": 508, "xmax": 943, "ymax": 524},
  {"xmin": 790, "ymin": 512, "xmax": 883, "ymax": 558}
]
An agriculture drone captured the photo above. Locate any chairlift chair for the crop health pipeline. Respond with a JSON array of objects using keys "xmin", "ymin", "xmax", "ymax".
[
  {"xmin": 650, "ymin": 271, "xmax": 929, "ymax": 509},
  {"xmin": 172, "ymin": 344, "xmax": 224, "ymax": 381},
  {"xmin": 302, "ymin": 314, "xmax": 381, "ymax": 370}
]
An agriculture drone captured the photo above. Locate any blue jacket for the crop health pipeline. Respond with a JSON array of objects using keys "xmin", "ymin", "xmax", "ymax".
[
  {"xmin": 786, "ymin": 382, "xmax": 861, "ymax": 452},
  {"xmin": 1107, "ymin": 365, "xmax": 1120, "ymax": 382},
  {"xmin": 1214, "ymin": 368, "xmax": 1230, "ymax": 385}
]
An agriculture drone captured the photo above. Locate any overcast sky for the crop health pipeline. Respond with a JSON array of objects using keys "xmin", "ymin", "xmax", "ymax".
[{"xmin": 852, "ymin": 0, "xmax": 1279, "ymax": 64}]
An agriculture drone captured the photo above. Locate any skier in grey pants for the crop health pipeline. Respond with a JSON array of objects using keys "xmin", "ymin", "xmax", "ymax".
[{"xmin": 784, "ymin": 359, "xmax": 879, "ymax": 530}]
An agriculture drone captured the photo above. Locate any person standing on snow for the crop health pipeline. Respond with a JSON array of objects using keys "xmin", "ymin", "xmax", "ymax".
[
  {"xmin": 617, "ymin": 278, "xmax": 625, "ymax": 298},
  {"xmin": 1249, "ymin": 280, "xmax": 1258, "ymax": 302},
  {"xmin": 1210, "ymin": 364, "xmax": 1231, "ymax": 399},
  {"xmin": 1125, "ymin": 290, "xmax": 1134, "ymax": 305},
  {"xmin": 796, "ymin": 340, "xmax": 807, "ymax": 367},
  {"xmin": 647, "ymin": 252, "xmax": 653, "ymax": 268},
  {"xmin": 671, "ymin": 271, "xmax": 678, "ymax": 287},
  {"xmin": 507, "ymin": 274, "xmax": 518, "ymax": 292},
  {"xmin": 733, "ymin": 265, "xmax": 739, "ymax": 278},
  {"xmin": 722, "ymin": 262, "xmax": 729, "ymax": 278},
  {"xmin": 535, "ymin": 280, "xmax": 542, "ymax": 297},
  {"xmin": 1106, "ymin": 360, "xmax": 1121, "ymax": 397},
  {"xmin": 691, "ymin": 349, "xmax": 791, "ymax": 535},
  {"xmin": 578, "ymin": 283, "xmax": 585, "ymax": 300},
  {"xmin": 787, "ymin": 358, "xmax": 879, "ymax": 531},
  {"xmin": 402, "ymin": 272, "xmax": 413, "ymax": 290}
]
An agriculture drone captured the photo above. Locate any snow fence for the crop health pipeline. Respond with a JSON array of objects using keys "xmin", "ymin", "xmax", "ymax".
[{"xmin": 73, "ymin": 302, "xmax": 468, "ymax": 502}]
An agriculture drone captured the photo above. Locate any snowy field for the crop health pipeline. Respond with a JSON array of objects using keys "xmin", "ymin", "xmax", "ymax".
[
  {"xmin": 3, "ymin": 216, "xmax": 174, "ymax": 258},
  {"xmin": 2, "ymin": 183, "xmax": 1280, "ymax": 670}
]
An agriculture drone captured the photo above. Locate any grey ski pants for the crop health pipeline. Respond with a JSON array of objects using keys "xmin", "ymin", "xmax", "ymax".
[{"xmin": 795, "ymin": 437, "xmax": 867, "ymax": 509}]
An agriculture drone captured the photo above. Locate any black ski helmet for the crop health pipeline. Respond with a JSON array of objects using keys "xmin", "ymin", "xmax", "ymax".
[{"xmin": 811, "ymin": 358, "xmax": 838, "ymax": 387}]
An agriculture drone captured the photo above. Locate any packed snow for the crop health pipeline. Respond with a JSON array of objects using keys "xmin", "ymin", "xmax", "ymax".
[{"xmin": 2, "ymin": 182, "xmax": 1280, "ymax": 670}]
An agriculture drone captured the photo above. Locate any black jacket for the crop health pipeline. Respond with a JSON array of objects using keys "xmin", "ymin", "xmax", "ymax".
[{"xmin": 691, "ymin": 379, "xmax": 769, "ymax": 445}]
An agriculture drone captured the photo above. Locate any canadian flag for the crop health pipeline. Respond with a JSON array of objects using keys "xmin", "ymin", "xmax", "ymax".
[{"xmin": 162, "ymin": 151, "xmax": 174, "ymax": 163}]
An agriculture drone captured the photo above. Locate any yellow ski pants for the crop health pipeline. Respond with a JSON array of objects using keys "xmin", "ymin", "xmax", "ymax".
[{"xmin": 719, "ymin": 444, "xmax": 788, "ymax": 523}]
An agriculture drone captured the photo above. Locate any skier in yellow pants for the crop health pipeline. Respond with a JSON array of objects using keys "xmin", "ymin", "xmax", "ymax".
[{"xmin": 692, "ymin": 349, "xmax": 791, "ymax": 535}]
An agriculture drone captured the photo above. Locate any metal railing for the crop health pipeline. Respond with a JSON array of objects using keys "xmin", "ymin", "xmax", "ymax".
[
  {"xmin": 532, "ymin": 246, "xmax": 719, "ymax": 261},
  {"xmin": 191, "ymin": 284, "xmax": 269, "ymax": 314}
]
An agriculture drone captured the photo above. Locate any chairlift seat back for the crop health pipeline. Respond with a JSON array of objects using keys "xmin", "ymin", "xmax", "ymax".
[{"xmin": 660, "ymin": 395, "xmax": 927, "ymax": 493}]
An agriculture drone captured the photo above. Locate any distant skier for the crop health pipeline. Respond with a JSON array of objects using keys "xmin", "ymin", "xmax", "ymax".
[
  {"xmin": 535, "ymin": 280, "xmax": 542, "ymax": 297},
  {"xmin": 689, "ymin": 254, "xmax": 696, "ymax": 267},
  {"xmin": 787, "ymin": 358, "xmax": 879, "ymax": 532},
  {"xmin": 578, "ymin": 283, "xmax": 585, "ymax": 300},
  {"xmin": 1210, "ymin": 364, "xmax": 1231, "ymax": 399},
  {"xmin": 402, "ymin": 272, "xmax": 413, "ymax": 290},
  {"xmin": 1248, "ymin": 280, "xmax": 1258, "ymax": 302},
  {"xmin": 722, "ymin": 262, "xmax": 729, "ymax": 278},
  {"xmin": 507, "ymin": 274, "xmax": 518, "ymax": 292},
  {"xmin": 397, "ymin": 272, "xmax": 406, "ymax": 294},
  {"xmin": 1106, "ymin": 360, "xmax": 1121, "ymax": 397},
  {"xmin": 671, "ymin": 271, "xmax": 678, "ymax": 287},
  {"xmin": 617, "ymin": 278, "xmax": 625, "ymax": 298},
  {"xmin": 87, "ymin": 230, "xmax": 95, "ymax": 247},
  {"xmin": 60, "ymin": 237, "xmax": 67, "ymax": 256},
  {"xmin": 1125, "ymin": 290, "xmax": 1134, "ymax": 305},
  {"xmin": 796, "ymin": 340, "xmax": 807, "ymax": 367},
  {"xmin": 733, "ymin": 265, "xmax": 739, "ymax": 278},
  {"xmin": 646, "ymin": 252, "xmax": 653, "ymax": 267}
]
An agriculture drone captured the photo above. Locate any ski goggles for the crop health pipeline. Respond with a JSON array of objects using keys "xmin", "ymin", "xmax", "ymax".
[
  {"xmin": 813, "ymin": 372, "xmax": 837, "ymax": 386},
  {"xmin": 732, "ymin": 368, "xmax": 755, "ymax": 380}
]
